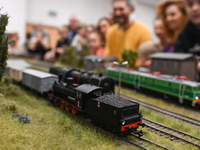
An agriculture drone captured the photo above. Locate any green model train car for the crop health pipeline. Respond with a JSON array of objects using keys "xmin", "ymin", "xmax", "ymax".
[{"xmin": 105, "ymin": 67, "xmax": 200, "ymax": 107}]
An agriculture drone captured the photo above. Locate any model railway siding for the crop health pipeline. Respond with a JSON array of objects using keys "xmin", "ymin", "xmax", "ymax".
[
  {"xmin": 121, "ymin": 94, "xmax": 200, "ymax": 129},
  {"xmin": 122, "ymin": 135, "xmax": 171, "ymax": 150},
  {"xmin": 143, "ymin": 118, "xmax": 200, "ymax": 148}
]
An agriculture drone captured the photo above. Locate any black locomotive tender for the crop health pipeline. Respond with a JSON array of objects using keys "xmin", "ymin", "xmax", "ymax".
[{"xmin": 22, "ymin": 68, "xmax": 144, "ymax": 136}]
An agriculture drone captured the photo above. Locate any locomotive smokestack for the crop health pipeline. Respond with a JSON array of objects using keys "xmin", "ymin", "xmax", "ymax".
[{"xmin": 67, "ymin": 77, "xmax": 73, "ymax": 86}]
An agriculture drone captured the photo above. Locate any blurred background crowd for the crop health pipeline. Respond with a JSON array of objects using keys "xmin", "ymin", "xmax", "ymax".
[{"xmin": 2, "ymin": 0, "xmax": 200, "ymax": 69}]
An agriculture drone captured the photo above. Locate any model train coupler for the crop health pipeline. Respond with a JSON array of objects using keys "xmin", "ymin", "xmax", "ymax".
[
  {"xmin": 138, "ymin": 123, "xmax": 146, "ymax": 128},
  {"xmin": 126, "ymin": 127, "xmax": 144, "ymax": 137},
  {"xmin": 134, "ymin": 130, "xmax": 144, "ymax": 137}
]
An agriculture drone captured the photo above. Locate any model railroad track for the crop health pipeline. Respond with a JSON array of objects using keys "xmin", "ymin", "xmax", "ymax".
[
  {"xmin": 143, "ymin": 118, "xmax": 200, "ymax": 149},
  {"xmin": 121, "ymin": 134, "xmax": 171, "ymax": 150},
  {"xmin": 121, "ymin": 94, "xmax": 200, "ymax": 128}
]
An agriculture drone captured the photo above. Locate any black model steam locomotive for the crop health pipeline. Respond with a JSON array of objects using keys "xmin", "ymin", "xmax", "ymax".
[
  {"xmin": 49, "ymin": 67, "xmax": 115, "ymax": 93},
  {"xmin": 48, "ymin": 76, "xmax": 144, "ymax": 136}
]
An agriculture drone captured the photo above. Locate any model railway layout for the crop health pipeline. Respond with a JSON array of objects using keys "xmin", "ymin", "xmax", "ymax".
[{"xmin": 6, "ymin": 60, "xmax": 200, "ymax": 149}]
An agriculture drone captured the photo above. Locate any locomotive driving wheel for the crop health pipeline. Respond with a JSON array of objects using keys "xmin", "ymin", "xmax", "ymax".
[
  {"xmin": 71, "ymin": 108, "xmax": 77, "ymax": 115},
  {"xmin": 60, "ymin": 104, "xmax": 64, "ymax": 109},
  {"xmin": 65, "ymin": 104, "xmax": 70, "ymax": 112}
]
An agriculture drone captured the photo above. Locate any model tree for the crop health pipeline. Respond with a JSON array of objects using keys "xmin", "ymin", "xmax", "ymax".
[
  {"xmin": 122, "ymin": 49, "xmax": 138, "ymax": 69},
  {"xmin": 77, "ymin": 44, "xmax": 90, "ymax": 68},
  {"xmin": 59, "ymin": 46, "xmax": 77, "ymax": 67},
  {"xmin": 0, "ymin": 11, "xmax": 9, "ymax": 81},
  {"xmin": 59, "ymin": 45, "xmax": 90, "ymax": 68}
]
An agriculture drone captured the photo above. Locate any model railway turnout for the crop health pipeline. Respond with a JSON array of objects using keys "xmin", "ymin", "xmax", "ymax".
[
  {"xmin": 121, "ymin": 94, "xmax": 200, "ymax": 129},
  {"xmin": 122, "ymin": 135, "xmax": 171, "ymax": 150},
  {"xmin": 143, "ymin": 118, "xmax": 200, "ymax": 149}
]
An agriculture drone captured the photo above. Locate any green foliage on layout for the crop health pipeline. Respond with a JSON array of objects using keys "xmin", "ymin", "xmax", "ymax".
[
  {"xmin": 0, "ymin": 11, "xmax": 9, "ymax": 81},
  {"xmin": 59, "ymin": 44, "xmax": 90, "ymax": 68},
  {"xmin": 77, "ymin": 44, "xmax": 90, "ymax": 68},
  {"xmin": 59, "ymin": 46, "xmax": 77, "ymax": 68},
  {"xmin": 122, "ymin": 49, "xmax": 138, "ymax": 69}
]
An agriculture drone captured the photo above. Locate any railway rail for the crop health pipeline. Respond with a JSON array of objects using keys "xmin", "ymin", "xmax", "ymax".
[
  {"xmin": 121, "ymin": 94, "xmax": 200, "ymax": 129},
  {"xmin": 143, "ymin": 118, "xmax": 200, "ymax": 149},
  {"xmin": 121, "ymin": 134, "xmax": 171, "ymax": 150}
]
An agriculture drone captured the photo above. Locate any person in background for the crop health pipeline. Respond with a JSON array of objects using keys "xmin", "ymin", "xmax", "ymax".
[
  {"xmin": 30, "ymin": 24, "xmax": 49, "ymax": 42},
  {"xmin": 138, "ymin": 17, "xmax": 169, "ymax": 68},
  {"xmin": 8, "ymin": 33, "xmax": 27, "ymax": 56},
  {"xmin": 174, "ymin": 0, "xmax": 200, "ymax": 53},
  {"xmin": 71, "ymin": 24, "xmax": 88, "ymax": 56},
  {"xmin": 68, "ymin": 15, "xmax": 79, "ymax": 44},
  {"xmin": 89, "ymin": 31, "xmax": 105, "ymax": 57},
  {"xmin": 28, "ymin": 31, "xmax": 50, "ymax": 60},
  {"xmin": 104, "ymin": 0, "xmax": 151, "ymax": 64},
  {"xmin": 174, "ymin": 0, "xmax": 200, "ymax": 72},
  {"xmin": 86, "ymin": 25, "xmax": 96, "ymax": 40},
  {"xmin": 97, "ymin": 17, "xmax": 113, "ymax": 46},
  {"xmin": 44, "ymin": 26, "xmax": 70, "ymax": 61},
  {"xmin": 156, "ymin": 0, "xmax": 188, "ymax": 52}
]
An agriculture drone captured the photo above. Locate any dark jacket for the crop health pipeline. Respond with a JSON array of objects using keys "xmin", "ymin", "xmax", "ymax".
[{"xmin": 174, "ymin": 21, "xmax": 200, "ymax": 55}]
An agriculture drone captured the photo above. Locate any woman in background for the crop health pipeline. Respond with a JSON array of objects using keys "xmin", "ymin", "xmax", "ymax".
[
  {"xmin": 175, "ymin": 0, "xmax": 200, "ymax": 53},
  {"xmin": 89, "ymin": 31, "xmax": 104, "ymax": 57},
  {"xmin": 156, "ymin": 0, "xmax": 188, "ymax": 52},
  {"xmin": 174, "ymin": 0, "xmax": 200, "ymax": 72},
  {"xmin": 97, "ymin": 17, "xmax": 113, "ymax": 46}
]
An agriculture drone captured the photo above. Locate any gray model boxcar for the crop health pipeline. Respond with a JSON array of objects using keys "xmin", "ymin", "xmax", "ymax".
[{"xmin": 22, "ymin": 69, "xmax": 58, "ymax": 94}]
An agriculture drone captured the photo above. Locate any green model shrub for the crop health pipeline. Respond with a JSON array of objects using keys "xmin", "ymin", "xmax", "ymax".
[{"xmin": 0, "ymin": 10, "xmax": 9, "ymax": 81}]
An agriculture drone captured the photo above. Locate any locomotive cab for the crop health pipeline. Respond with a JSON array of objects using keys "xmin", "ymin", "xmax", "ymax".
[{"xmin": 74, "ymin": 84, "xmax": 105, "ymax": 110}]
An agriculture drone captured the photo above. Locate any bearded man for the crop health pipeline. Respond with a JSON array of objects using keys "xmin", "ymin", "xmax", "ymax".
[{"xmin": 104, "ymin": 0, "xmax": 151, "ymax": 64}]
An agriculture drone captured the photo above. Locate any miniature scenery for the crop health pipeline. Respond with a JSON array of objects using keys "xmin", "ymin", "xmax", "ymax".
[{"xmin": 1, "ymin": 0, "xmax": 200, "ymax": 149}]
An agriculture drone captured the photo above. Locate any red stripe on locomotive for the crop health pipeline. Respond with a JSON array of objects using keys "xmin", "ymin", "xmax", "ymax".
[{"xmin": 121, "ymin": 121, "xmax": 142, "ymax": 131}]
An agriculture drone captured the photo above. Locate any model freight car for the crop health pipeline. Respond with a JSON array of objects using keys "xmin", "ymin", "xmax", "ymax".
[
  {"xmin": 22, "ymin": 69, "xmax": 58, "ymax": 94},
  {"xmin": 49, "ymin": 67, "xmax": 115, "ymax": 93},
  {"xmin": 105, "ymin": 66, "xmax": 200, "ymax": 106}
]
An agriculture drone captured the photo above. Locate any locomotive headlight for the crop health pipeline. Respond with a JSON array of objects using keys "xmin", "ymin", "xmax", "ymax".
[
  {"xmin": 196, "ymin": 96, "xmax": 199, "ymax": 100},
  {"xmin": 121, "ymin": 119, "xmax": 125, "ymax": 125}
]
